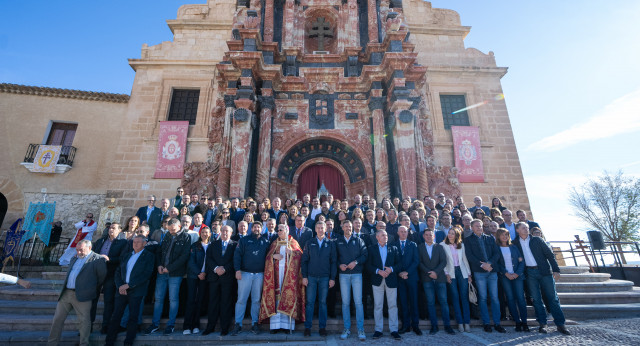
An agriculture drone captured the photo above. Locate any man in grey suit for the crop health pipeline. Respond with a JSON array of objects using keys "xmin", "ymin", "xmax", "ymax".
[
  {"xmin": 418, "ymin": 229, "xmax": 455, "ymax": 335},
  {"xmin": 48, "ymin": 239, "xmax": 107, "ymax": 346}
]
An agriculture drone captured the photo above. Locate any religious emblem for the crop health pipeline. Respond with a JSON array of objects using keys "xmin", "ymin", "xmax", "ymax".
[
  {"xmin": 34, "ymin": 211, "xmax": 46, "ymax": 223},
  {"xmin": 162, "ymin": 134, "xmax": 182, "ymax": 160},
  {"xmin": 458, "ymin": 139, "xmax": 478, "ymax": 165},
  {"xmin": 32, "ymin": 145, "xmax": 62, "ymax": 173},
  {"xmin": 309, "ymin": 17, "xmax": 333, "ymax": 51}
]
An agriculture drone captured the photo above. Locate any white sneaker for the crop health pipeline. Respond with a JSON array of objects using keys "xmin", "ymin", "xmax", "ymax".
[
  {"xmin": 459, "ymin": 324, "xmax": 465, "ymax": 332},
  {"xmin": 183, "ymin": 329, "xmax": 192, "ymax": 335},
  {"xmin": 192, "ymin": 328, "xmax": 200, "ymax": 334},
  {"xmin": 358, "ymin": 329, "xmax": 366, "ymax": 341},
  {"xmin": 340, "ymin": 329, "xmax": 351, "ymax": 340}
]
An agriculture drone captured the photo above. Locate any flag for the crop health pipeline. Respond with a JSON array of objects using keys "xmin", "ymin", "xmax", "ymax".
[
  {"xmin": 32, "ymin": 145, "xmax": 62, "ymax": 173},
  {"xmin": 20, "ymin": 202, "xmax": 56, "ymax": 245},
  {"xmin": 451, "ymin": 126, "xmax": 485, "ymax": 183},
  {"xmin": 154, "ymin": 121, "xmax": 189, "ymax": 178},
  {"xmin": 1, "ymin": 219, "xmax": 25, "ymax": 262}
]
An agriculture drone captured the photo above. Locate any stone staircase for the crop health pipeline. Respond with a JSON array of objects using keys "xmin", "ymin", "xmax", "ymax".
[{"xmin": 1, "ymin": 266, "xmax": 639, "ymax": 343}]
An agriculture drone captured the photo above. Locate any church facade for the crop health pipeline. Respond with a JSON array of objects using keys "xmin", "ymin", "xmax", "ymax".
[{"xmin": 0, "ymin": 0, "xmax": 532, "ymax": 234}]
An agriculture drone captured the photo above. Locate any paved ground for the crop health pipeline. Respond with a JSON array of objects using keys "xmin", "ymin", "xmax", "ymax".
[{"xmin": 1, "ymin": 317, "xmax": 639, "ymax": 345}]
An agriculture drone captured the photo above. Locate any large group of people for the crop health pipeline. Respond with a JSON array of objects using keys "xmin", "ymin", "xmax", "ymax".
[{"xmin": 47, "ymin": 189, "xmax": 572, "ymax": 345}]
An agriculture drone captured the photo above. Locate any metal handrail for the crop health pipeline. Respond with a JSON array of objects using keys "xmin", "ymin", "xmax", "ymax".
[{"xmin": 549, "ymin": 240, "xmax": 640, "ymax": 268}]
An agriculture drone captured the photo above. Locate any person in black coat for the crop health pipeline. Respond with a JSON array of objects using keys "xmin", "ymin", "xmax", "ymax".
[
  {"xmin": 183, "ymin": 226, "xmax": 212, "ymax": 334},
  {"xmin": 92, "ymin": 223, "xmax": 128, "ymax": 334},
  {"xmin": 394, "ymin": 226, "xmax": 422, "ymax": 336},
  {"xmin": 367, "ymin": 229, "xmax": 402, "ymax": 340},
  {"xmin": 105, "ymin": 235, "xmax": 155, "ymax": 346},
  {"xmin": 418, "ymin": 229, "xmax": 454, "ymax": 335},
  {"xmin": 291, "ymin": 214, "xmax": 313, "ymax": 246},
  {"xmin": 513, "ymin": 222, "xmax": 570, "ymax": 335},
  {"xmin": 203, "ymin": 225, "xmax": 238, "ymax": 335}
]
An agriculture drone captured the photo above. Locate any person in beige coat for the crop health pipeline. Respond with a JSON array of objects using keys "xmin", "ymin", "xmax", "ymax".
[{"xmin": 441, "ymin": 226, "xmax": 472, "ymax": 332}]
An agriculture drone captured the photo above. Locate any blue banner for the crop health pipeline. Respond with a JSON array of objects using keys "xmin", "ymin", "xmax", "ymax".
[
  {"xmin": 20, "ymin": 202, "xmax": 56, "ymax": 246},
  {"xmin": 2, "ymin": 218, "xmax": 25, "ymax": 262}
]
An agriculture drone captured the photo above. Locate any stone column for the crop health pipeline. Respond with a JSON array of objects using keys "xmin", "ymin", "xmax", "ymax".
[
  {"xmin": 283, "ymin": 0, "xmax": 295, "ymax": 47},
  {"xmin": 347, "ymin": 0, "xmax": 359, "ymax": 47},
  {"xmin": 263, "ymin": 0, "xmax": 274, "ymax": 42},
  {"xmin": 369, "ymin": 91, "xmax": 390, "ymax": 200},
  {"xmin": 255, "ymin": 91, "xmax": 275, "ymax": 199},
  {"xmin": 229, "ymin": 99, "xmax": 256, "ymax": 198},
  {"xmin": 367, "ymin": 0, "xmax": 379, "ymax": 43},
  {"xmin": 216, "ymin": 95, "xmax": 236, "ymax": 198},
  {"xmin": 390, "ymin": 100, "xmax": 417, "ymax": 198}
]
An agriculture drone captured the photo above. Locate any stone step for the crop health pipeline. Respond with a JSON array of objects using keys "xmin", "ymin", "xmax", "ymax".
[
  {"xmin": 23, "ymin": 278, "xmax": 65, "ymax": 290},
  {"xmin": 1, "ymin": 266, "xmax": 66, "ymax": 279},
  {"xmin": 42, "ymin": 272, "xmax": 67, "ymax": 281},
  {"xmin": 556, "ymin": 273, "xmax": 611, "ymax": 283},
  {"xmin": 0, "ymin": 299, "xmax": 104, "ymax": 315},
  {"xmin": 555, "ymin": 279, "xmax": 634, "ymax": 293},
  {"xmin": 0, "ymin": 287, "xmax": 62, "ymax": 301},
  {"xmin": 558, "ymin": 288, "xmax": 640, "ymax": 304},
  {"xmin": 559, "ymin": 266, "xmax": 591, "ymax": 274},
  {"xmin": 551, "ymin": 303, "xmax": 640, "ymax": 320}
]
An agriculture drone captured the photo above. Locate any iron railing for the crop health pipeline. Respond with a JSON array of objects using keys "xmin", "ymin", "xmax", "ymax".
[
  {"xmin": 549, "ymin": 240, "xmax": 640, "ymax": 268},
  {"xmin": 23, "ymin": 144, "xmax": 77, "ymax": 166},
  {"xmin": 16, "ymin": 237, "xmax": 71, "ymax": 266}
]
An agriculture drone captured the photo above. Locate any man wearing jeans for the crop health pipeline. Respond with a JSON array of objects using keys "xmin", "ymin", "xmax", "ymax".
[
  {"xmin": 231, "ymin": 221, "xmax": 271, "ymax": 335},
  {"xmin": 513, "ymin": 222, "xmax": 571, "ymax": 335},
  {"xmin": 464, "ymin": 219, "xmax": 506, "ymax": 333},
  {"xmin": 301, "ymin": 221, "xmax": 337, "ymax": 337},
  {"xmin": 144, "ymin": 218, "xmax": 191, "ymax": 336},
  {"xmin": 335, "ymin": 220, "xmax": 368, "ymax": 340}
]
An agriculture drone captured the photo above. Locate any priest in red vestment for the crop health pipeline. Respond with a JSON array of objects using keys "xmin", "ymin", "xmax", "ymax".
[{"xmin": 259, "ymin": 224, "xmax": 305, "ymax": 333}]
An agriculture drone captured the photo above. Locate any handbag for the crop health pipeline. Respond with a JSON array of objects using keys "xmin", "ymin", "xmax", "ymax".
[{"xmin": 468, "ymin": 282, "xmax": 478, "ymax": 305}]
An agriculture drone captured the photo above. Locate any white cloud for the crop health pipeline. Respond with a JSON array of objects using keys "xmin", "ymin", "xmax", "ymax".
[{"xmin": 527, "ymin": 88, "xmax": 640, "ymax": 152}]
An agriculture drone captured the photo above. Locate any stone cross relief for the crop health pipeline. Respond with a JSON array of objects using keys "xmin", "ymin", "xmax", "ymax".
[{"xmin": 309, "ymin": 17, "xmax": 333, "ymax": 51}]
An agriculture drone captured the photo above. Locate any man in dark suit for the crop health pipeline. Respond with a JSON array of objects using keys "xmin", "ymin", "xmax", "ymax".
[
  {"xmin": 513, "ymin": 222, "xmax": 571, "ymax": 335},
  {"xmin": 135, "ymin": 195, "xmax": 162, "ymax": 226},
  {"xmin": 291, "ymin": 214, "xmax": 313, "ymax": 246},
  {"xmin": 48, "ymin": 240, "xmax": 107, "ymax": 346},
  {"xmin": 418, "ymin": 229, "xmax": 455, "ymax": 335},
  {"xmin": 516, "ymin": 210, "xmax": 541, "ymax": 230},
  {"xmin": 105, "ymin": 235, "xmax": 155, "ymax": 346},
  {"xmin": 229, "ymin": 198, "xmax": 246, "ymax": 224},
  {"xmin": 464, "ymin": 219, "xmax": 506, "ymax": 333},
  {"xmin": 394, "ymin": 226, "xmax": 422, "ymax": 335},
  {"xmin": 203, "ymin": 199, "xmax": 218, "ymax": 227},
  {"xmin": 203, "ymin": 225, "xmax": 237, "ymax": 335},
  {"xmin": 268, "ymin": 197, "xmax": 287, "ymax": 221},
  {"xmin": 367, "ymin": 229, "xmax": 402, "ymax": 340},
  {"xmin": 92, "ymin": 223, "xmax": 128, "ymax": 334},
  {"xmin": 149, "ymin": 199, "xmax": 171, "ymax": 235}
]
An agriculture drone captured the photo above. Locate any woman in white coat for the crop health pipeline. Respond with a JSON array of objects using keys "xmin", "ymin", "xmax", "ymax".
[{"xmin": 441, "ymin": 225, "xmax": 472, "ymax": 332}]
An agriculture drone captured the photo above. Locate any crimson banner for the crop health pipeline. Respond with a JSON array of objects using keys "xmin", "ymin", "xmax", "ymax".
[
  {"xmin": 451, "ymin": 126, "xmax": 485, "ymax": 183},
  {"xmin": 154, "ymin": 121, "xmax": 189, "ymax": 179}
]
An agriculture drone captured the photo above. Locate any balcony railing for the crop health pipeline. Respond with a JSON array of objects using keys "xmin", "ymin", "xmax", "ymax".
[{"xmin": 23, "ymin": 144, "xmax": 77, "ymax": 167}]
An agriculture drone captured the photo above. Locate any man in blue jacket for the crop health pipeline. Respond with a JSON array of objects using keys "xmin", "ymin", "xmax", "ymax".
[
  {"xmin": 513, "ymin": 222, "xmax": 571, "ymax": 335},
  {"xmin": 231, "ymin": 221, "xmax": 271, "ymax": 336},
  {"xmin": 302, "ymin": 221, "xmax": 337, "ymax": 337},
  {"xmin": 395, "ymin": 226, "xmax": 422, "ymax": 335}
]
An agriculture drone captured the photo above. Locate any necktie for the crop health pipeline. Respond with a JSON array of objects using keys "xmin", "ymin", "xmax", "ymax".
[
  {"xmin": 297, "ymin": 229, "xmax": 301, "ymax": 239},
  {"xmin": 478, "ymin": 235, "xmax": 488, "ymax": 261},
  {"xmin": 222, "ymin": 241, "xmax": 227, "ymax": 256},
  {"xmin": 213, "ymin": 233, "xmax": 219, "ymax": 241},
  {"xmin": 401, "ymin": 241, "xmax": 405, "ymax": 253}
]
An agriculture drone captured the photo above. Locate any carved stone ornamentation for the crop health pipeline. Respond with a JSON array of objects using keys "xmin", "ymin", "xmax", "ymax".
[
  {"xmin": 258, "ymin": 95, "xmax": 276, "ymax": 110},
  {"xmin": 182, "ymin": 161, "xmax": 220, "ymax": 199},
  {"xmin": 234, "ymin": 108, "xmax": 251, "ymax": 122},
  {"xmin": 426, "ymin": 165, "xmax": 461, "ymax": 198},
  {"xmin": 399, "ymin": 110, "xmax": 413, "ymax": 124}
]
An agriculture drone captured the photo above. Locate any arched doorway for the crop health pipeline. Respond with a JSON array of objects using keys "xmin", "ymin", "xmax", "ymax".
[
  {"xmin": 297, "ymin": 164, "xmax": 345, "ymax": 200},
  {"xmin": 0, "ymin": 193, "xmax": 7, "ymax": 229}
]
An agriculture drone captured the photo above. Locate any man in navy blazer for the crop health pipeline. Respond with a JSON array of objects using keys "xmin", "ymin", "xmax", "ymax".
[
  {"xmin": 105, "ymin": 235, "xmax": 155, "ymax": 346},
  {"xmin": 513, "ymin": 222, "xmax": 571, "ymax": 335},
  {"xmin": 203, "ymin": 225, "xmax": 237, "ymax": 336},
  {"xmin": 135, "ymin": 195, "xmax": 162, "ymax": 227},
  {"xmin": 394, "ymin": 226, "xmax": 422, "ymax": 336},
  {"xmin": 367, "ymin": 229, "xmax": 402, "ymax": 340}
]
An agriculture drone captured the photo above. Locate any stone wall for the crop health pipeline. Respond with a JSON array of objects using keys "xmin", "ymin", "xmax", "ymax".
[{"xmin": 22, "ymin": 192, "xmax": 106, "ymax": 239}]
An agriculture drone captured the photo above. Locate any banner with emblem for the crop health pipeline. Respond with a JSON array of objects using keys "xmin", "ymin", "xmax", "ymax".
[
  {"xmin": 1, "ymin": 219, "xmax": 25, "ymax": 264},
  {"xmin": 97, "ymin": 205, "xmax": 122, "ymax": 237},
  {"xmin": 154, "ymin": 121, "xmax": 189, "ymax": 179},
  {"xmin": 451, "ymin": 126, "xmax": 485, "ymax": 183},
  {"xmin": 32, "ymin": 145, "xmax": 62, "ymax": 173},
  {"xmin": 20, "ymin": 202, "xmax": 56, "ymax": 246}
]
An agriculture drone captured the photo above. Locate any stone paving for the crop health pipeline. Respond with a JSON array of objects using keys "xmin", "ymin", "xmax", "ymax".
[{"xmin": 1, "ymin": 317, "xmax": 639, "ymax": 345}]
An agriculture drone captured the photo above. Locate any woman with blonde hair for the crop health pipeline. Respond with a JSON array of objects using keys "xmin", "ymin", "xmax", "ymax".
[
  {"xmin": 122, "ymin": 216, "xmax": 140, "ymax": 240},
  {"xmin": 441, "ymin": 225, "xmax": 472, "ymax": 332}
]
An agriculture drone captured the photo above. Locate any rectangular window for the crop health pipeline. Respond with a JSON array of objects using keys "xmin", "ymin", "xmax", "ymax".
[
  {"xmin": 47, "ymin": 122, "xmax": 77, "ymax": 146},
  {"xmin": 168, "ymin": 89, "xmax": 200, "ymax": 125},
  {"xmin": 440, "ymin": 94, "xmax": 470, "ymax": 130}
]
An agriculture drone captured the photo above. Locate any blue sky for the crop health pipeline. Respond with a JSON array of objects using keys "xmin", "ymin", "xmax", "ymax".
[{"xmin": 2, "ymin": 1, "xmax": 639, "ymax": 241}]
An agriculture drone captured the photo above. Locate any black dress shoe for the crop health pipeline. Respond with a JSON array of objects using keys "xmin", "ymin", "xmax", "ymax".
[
  {"xmin": 270, "ymin": 329, "xmax": 278, "ymax": 334},
  {"xmin": 202, "ymin": 328, "xmax": 214, "ymax": 336},
  {"xmin": 398, "ymin": 326, "xmax": 410, "ymax": 334},
  {"xmin": 522, "ymin": 324, "xmax": 530, "ymax": 332},
  {"xmin": 304, "ymin": 328, "xmax": 311, "ymax": 337},
  {"xmin": 515, "ymin": 322, "xmax": 522, "ymax": 332},
  {"xmin": 557, "ymin": 325, "xmax": 571, "ymax": 335},
  {"xmin": 220, "ymin": 330, "xmax": 229, "ymax": 336},
  {"xmin": 413, "ymin": 326, "xmax": 423, "ymax": 336},
  {"xmin": 539, "ymin": 325, "xmax": 548, "ymax": 334},
  {"xmin": 372, "ymin": 331, "xmax": 383, "ymax": 339},
  {"xmin": 319, "ymin": 328, "xmax": 328, "ymax": 337},
  {"xmin": 483, "ymin": 324, "xmax": 493, "ymax": 333},
  {"xmin": 100, "ymin": 326, "xmax": 108, "ymax": 335},
  {"xmin": 391, "ymin": 331, "xmax": 401, "ymax": 340},
  {"xmin": 429, "ymin": 326, "xmax": 439, "ymax": 335},
  {"xmin": 494, "ymin": 325, "xmax": 506, "ymax": 333},
  {"xmin": 445, "ymin": 326, "xmax": 455, "ymax": 335}
]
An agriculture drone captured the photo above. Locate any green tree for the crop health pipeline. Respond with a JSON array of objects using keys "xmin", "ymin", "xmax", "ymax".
[{"xmin": 568, "ymin": 170, "xmax": 640, "ymax": 264}]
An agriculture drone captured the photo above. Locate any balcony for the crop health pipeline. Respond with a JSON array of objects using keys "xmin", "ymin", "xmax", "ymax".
[{"xmin": 20, "ymin": 144, "xmax": 77, "ymax": 173}]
